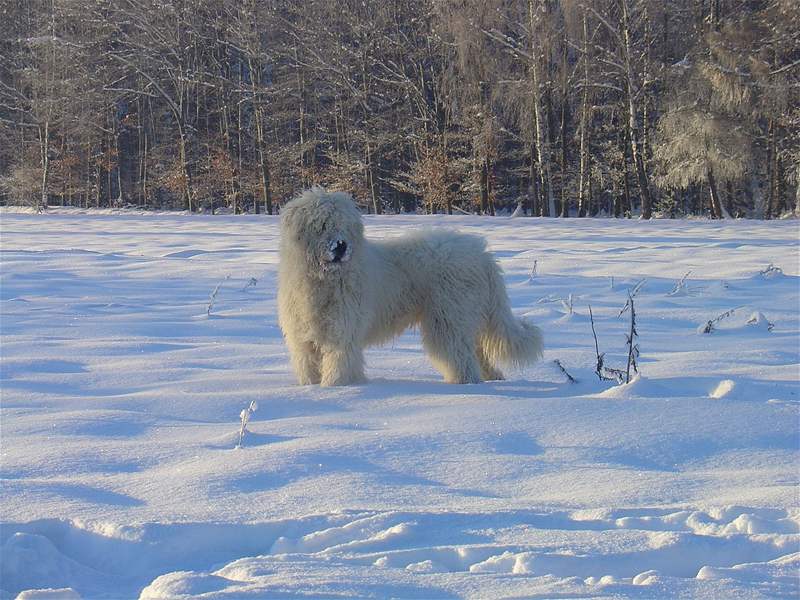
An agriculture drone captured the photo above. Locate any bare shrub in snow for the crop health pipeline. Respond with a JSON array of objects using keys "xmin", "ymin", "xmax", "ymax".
[
  {"xmin": 759, "ymin": 264, "xmax": 783, "ymax": 279},
  {"xmin": 698, "ymin": 306, "xmax": 742, "ymax": 334},
  {"xmin": 537, "ymin": 294, "xmax": 561, "ymax": 304},
  {"xmin": 619, "ymin": 279, "xmax": 646, "ymax": 316},
  {"xmin": 537, "ymin": 291, "xmax": 575, "ymax": 316},
  {"xmin": 527, "ymin": 259, "xmax": 538, "ymax": 282},
  {"xmin": 667, "ymin": 271, "xmax": 693, "ymax": 296},
  {"xmin": 622, "ymin": 293, "xmax": 640, "ymax": 383},
  {"xmin": 236, "ymin": 400, "xmax": 258, "ymax": 449},
  {"xmin": 207, "ymin": 275, "xmax": 231, "ymax": 316},
  {"xmin": 589, "ymin": 304, "xmax": 610, "ymax": 382},
  {"xmin": 588, "ymin": 304, "xmax": 624, "ymax": 384}
]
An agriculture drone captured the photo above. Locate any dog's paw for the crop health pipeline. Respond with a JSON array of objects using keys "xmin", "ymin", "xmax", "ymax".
[
  {"xmin": 445, "ymin": 374, "xmax": 483, "ymax": 385},
  {"xmin": 320, "ymin": 373, "xmax": 367, "ymax": 387}
]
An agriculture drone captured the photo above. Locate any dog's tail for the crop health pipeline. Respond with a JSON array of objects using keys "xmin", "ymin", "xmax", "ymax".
[{"xmin": 480, "ymin": 266, "xmax": 544, "ymax": 369}]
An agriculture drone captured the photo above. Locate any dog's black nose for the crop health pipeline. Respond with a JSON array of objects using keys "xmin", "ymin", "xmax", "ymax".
[{"xmin": 332, "ymin": 240, "xmax": 347, "ymax": 262}]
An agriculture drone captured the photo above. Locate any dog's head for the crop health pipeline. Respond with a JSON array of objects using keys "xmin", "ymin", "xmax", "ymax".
[{"xmin": 280, "ymin": 187, "xmax": 364, "ymax": 275}]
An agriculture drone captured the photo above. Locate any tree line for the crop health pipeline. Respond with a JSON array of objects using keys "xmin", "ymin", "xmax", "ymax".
[{"xmin": 1, "ymin": 0, "xmax": 798, "ymax": 218}]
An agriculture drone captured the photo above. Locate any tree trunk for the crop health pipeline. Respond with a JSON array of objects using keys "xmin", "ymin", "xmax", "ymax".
[
  {"xmin": 245, "ymin": 54, "xmax": 272, "ymax": 215},
  {"xmin": 629, "ymin": 114, "xmax": 651, "ymax": 218},
  {"xmin": 365, "ymin": 140, "xmax": 380, "ymax": 214},
  {"xmin": 622, "ymin": 127, "xmax": 633, "ymax": 216},
  {"xmin": 707, "ymin": 166, "xmax": 724, "ymax": 219},
  {"xmin": 577, "ymin": 105, "xmax": 589, "ymax": 217},
  {"xmin": 577, "ymin": 13, "xmax": 590, "ymax": 218},
  {"xmin": 178, "ymin": 126, "xmax": 193, "ymax": 212},
  {"xmin": 486, "ymin": 156, "xmax": 495, "ymax": 216},
  {"xmin": 751, "ymin": 173, "xmax": 765, "ymax": 218},
  {"xmin": 528, "ymin": 0, "xmax": 554, "ymax": 217},
  {"xmin": 529, "ymin": 139, "xmax": 539, "ymax": 216},
  {"xmin": 39, "ymin": 120, "xmax": 50, "ymax": 212},
  {"xmin": 775, "ymin": 156, "xmax": 785, "ymax": 216},
  {"xmin": 115, "ymin": 117, "xmax": 124, "ymax": 206},
  {"xmin": 95, "ymin": 164, "xmax": 101, "ymax": 208},
  {"xmin": 360, "ymin": 49, "xmax": 381, "ymax": 215},
  {"xmin": 725, "ymin": 181, "xmax": 736, "ymax": 217},
  {"xmin": 255, "ymin": 114, "xmax": 272, "ymax": 215},
  {"xmin": 795, "ymin": 162, "xmax": 800, "ymax": 216},
  {"xmin": 295, "ymin": 45, "xmax": 308, "ymax": 186},
  {"xmin": 237, "ymin": 74, "xmax": 245, "ymax": 214},
  {"xmin": 478, "ymin": 149, "xmax": 489, "ymax": 214},
  {"xmin": 766, "ymin": 118, "xmax": 776, "ymax": 219},
  {"xmin": 107, "ymin": 126, "xmax": 113, "ymax": 206},
  {"xmin": 620, "ymin": 0, "xmax": 653, "ymax": 219},
  {"xmin": 559, "ymin": 34, "xmax": 569, "ymax": 217},
  {"xmin": 84, "ymin": 137, "xmax": 91, "ymax": 209}
]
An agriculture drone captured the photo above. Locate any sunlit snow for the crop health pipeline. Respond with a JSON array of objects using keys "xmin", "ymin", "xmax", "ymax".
[{"xmin": 1, "ymin": 209, "xmax": 798, "ymax": 599}]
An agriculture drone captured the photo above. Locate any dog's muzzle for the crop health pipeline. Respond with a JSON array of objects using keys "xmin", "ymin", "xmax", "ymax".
[
  {"xmin": 321, "ymin": 238, "xmax": 351, "ymax": 268},
  {"xmin": 331, "ymin": 239, "xmax": 348, "ymax": 262}
]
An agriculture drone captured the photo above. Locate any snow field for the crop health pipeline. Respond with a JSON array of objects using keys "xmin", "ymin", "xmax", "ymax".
[{"xmin": 1, "ymin": 211, "xmax": 798, "ymax": 598}]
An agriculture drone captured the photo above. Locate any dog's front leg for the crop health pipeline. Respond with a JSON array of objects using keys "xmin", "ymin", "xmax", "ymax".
[
  {"xmin": 286, "ymin": 338, "xmax": 322, "ymax": 385},
  {"xmin": 320, "ymin": 344, "xmax": 365, "ymax": 386}
]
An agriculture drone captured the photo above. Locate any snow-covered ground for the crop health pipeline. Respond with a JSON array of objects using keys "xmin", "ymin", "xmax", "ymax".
[{"xmin": 1, "ymin": 210, "xmax": 798, "ymax": 599}]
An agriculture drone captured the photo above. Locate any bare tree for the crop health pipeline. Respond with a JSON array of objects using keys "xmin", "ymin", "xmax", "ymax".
[{"xmin": 0, "ymin": 0, "xmax": 794, "ymax": 219}]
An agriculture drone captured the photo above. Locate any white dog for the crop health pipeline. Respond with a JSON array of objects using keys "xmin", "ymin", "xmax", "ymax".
[{"xmin": 278, "ymin": 188, "xmax": 543, "ymax": 386}]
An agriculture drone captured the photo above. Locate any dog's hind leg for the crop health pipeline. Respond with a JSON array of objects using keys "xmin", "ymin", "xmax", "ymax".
[
  {"xmin": 477, "ymin": 343, "xmax": 504, "ymax": 381},
  {"xmin": 320, "ymin": 345, "xmax": 365, "ymax": 386},
  {"xmin": 421, "ymin": 316, "xmax": 482, "ymax": 384}
]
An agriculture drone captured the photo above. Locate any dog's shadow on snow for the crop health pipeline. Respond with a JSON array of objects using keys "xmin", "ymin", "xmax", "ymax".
[{"xmin": 364, "ymin": 376, "xmax": 586, "ymax": 400}]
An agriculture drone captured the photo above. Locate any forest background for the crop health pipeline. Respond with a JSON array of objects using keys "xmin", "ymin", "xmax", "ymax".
[{"xmin": 1, "ymin": 0, "xmax": 798, "ymax": 218}]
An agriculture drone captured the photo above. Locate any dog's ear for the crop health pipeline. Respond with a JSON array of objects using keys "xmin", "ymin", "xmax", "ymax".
[{"xmin": 280, "ymin": 203, "xmax": 304, "ymax": 241}]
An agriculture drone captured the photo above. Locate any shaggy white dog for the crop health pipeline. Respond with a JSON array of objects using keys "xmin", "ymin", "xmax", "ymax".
[{"xmin": 278, "ymin": 188, "xmax": 543, "ymax": 386}]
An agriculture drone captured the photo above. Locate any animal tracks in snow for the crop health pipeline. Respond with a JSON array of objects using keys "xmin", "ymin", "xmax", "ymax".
[
  {"xmin": 147, "ymin": 507, "xmax": 799, "ymax": 598},
  {"xmin": 5, "ymin": 506, "xmax": 796, "ymax": 598}
]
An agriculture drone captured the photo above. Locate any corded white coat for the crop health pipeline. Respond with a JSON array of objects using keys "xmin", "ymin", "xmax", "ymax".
[{"xmin": 278, "ymin": 188, "xmax": 543, "ymax": 386}]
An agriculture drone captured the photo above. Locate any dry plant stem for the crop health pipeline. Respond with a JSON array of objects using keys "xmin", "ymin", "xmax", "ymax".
[
  {"xmin": 625, "ymin": 292, "xmax": 639, "ymax": 383},
  {"xmin": 554, "ymin": 359, "xmax": 577, "ymax": 384},
  {"xmin": 207, "ymin": 274, "xmax": 231, "ymax": 316},
  {"xmin": 701, "ymin": 305, "xmax": 745, "ymax": 334},
  {"xmin": 588, "ymin": 304, "xmax": 606, "ymax": 381}
]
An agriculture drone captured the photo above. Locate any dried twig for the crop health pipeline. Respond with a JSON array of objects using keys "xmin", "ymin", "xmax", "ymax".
[
  {"xmin": 624, "ymin": 292, "xmax": 639, "ymax": 383},
  {"xmin": 667, "ymin": 271, "xmax": 692, "ymax": 296},
  {"xmin": 604, "ymin": 367, "xmax": 626, "ymax": 384},
  {"xmin": 528, "ymin": 259, "xmax": 538, "ymax": 281},
  {"xmin": 699, "ymin": 306, "xmax": 744, "ymax": 334},
  {"xmin": 588, "ymin": 304, "xmax": 607, "ymax": 381},
  {"xmin": 553, "ymin": 359, "xmax": 577, "ymax": 384},
  {"xmin": 588, "ymin": 305, "xmax": 624, "ymax": 383},
  {"xmin": 619, "ymin": 279, "xmax": 646, "ymax": 316},
  {"xmin": 630, "ymin": 278, "xmax": 647, "ymax": 298},
  {"xmin": 207, "ymin": 274, "xmax": 231, "ymax": 316}
]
